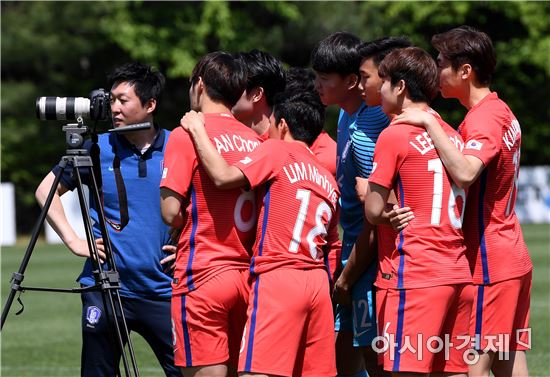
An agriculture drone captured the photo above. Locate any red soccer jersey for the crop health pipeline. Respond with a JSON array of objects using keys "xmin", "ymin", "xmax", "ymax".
[
  {"xmin": 459, "ymin": 92, "xmax": 532, "ymax": 285},
  {"xmin": 310, "ymin": 131, "xmax": 337, "ymax": 178},
  {"xmin": 369, "ymin": 109, "xmax": 471, "ymax": 289},
  {"xmin": 160, "ymin": 113, "xmax": 263, "ymax": 295},
  {"xmin": 234, "ymin": 139, "xmax": 341, "ymax": 275}
]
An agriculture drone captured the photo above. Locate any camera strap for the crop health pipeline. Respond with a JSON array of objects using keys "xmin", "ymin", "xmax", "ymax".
[
  {"xmin": 106, "ymin": 154, "xmax": 129, "ymax": 232},
  {"xmin": 96, "ymin": 127, "xmax": 162, "ymax": 233},
  {"xmin": 98, "ymin": 134, "xmax": 130, "ymax": 232},
  {"xmin": 87, "ymin": 135, "xmax": 129, "ymax": 233}
]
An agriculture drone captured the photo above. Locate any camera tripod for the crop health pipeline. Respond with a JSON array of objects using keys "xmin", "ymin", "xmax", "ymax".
[{"xmin": 1, "ymin": 121, "xmax": 151, "ymax": 377}]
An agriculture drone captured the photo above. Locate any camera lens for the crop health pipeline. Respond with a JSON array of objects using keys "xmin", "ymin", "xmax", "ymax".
[{"xmin": 35, "ymin": 97, "xmax": 90, "ymax": 120}]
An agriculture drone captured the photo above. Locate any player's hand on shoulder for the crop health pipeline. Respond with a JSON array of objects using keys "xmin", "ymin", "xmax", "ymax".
[
  {"xmin": 392, "ymin": 107, "xmax": 434, "ymax": 129},
  {"xmin": 180, "ymin": 110, "xmax": 205, "ymax": 133},
  {"xmin": 68, "ymin": 237, "xmax": 106, "ymax": 263},
  {"xmin": 388, "ymin": 204, "xmax": 415, "ymax": 231}
]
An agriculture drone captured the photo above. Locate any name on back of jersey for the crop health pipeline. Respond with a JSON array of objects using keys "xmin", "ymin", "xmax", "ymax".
[
  {"xmin": 409, "ymin": 131, "xmax": 464, "ymax": 155},
  {"xmin": 283, "ymin": 161, "xmax": 338, "ymax": 205},
  {"xmin": 213, "ymin": 133, "xmax": 261, "ymax": 154},
  {"xmin": 502, "ymin": 119, "xmax": 521, "ymax": 151}
]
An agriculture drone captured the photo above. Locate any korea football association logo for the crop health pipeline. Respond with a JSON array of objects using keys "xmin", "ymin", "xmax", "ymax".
[
  {"xmin": 86, "ymin": 306, "xmax": 102, "ymax": 325},
  {"xmin": 466, "ymin": 139, "xmax": 483, "ymax": 151}
]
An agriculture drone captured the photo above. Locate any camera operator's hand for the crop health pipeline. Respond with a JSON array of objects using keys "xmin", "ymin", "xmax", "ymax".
[
  {"xmin": 180, "ymin": 110, "xmax": 205, "ymax": 133},
  {"xmin": 67, "ymin": 237, "xmax": 106, "ymax": 263},
  {"xmin": 160, "ymin": 245, "xmax": 176, "ymax": 274}
]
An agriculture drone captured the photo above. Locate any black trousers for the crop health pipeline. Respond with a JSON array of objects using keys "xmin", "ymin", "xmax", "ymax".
[{"xmin": 81, "ymin": 289, "xmax": 179, "ymax": 377}]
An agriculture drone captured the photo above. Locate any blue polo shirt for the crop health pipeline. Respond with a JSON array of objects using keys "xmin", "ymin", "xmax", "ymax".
[
  {"xmin": 336, "ymin": 103, "xmax": 389, "ymax": 252},
  {"xmin": 53, "ymin": 127, "xmax": 172, "ymax": 299}
]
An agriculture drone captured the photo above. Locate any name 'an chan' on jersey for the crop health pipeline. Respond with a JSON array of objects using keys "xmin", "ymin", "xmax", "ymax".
[{"xmin": 213, "ymin": 133, "xmax": 261, "ymax": 154}]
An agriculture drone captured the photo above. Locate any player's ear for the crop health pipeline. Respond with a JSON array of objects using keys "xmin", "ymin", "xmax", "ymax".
[
  {"xmin": 460, "ymin": 63, "xmax": 473, "ymax": 80},
  {"xmin": 278, "ymin": 118, "xmax": 289, "ymax": 139},
  {"xmin": 345, "ymin": 73, "xmax": 360, "ymax": 90},
  {"xmin": 145, "ymin": 98, "xmax": 156, "ymax": 114},
  {"xmin": 251, "ymin": 87, "xmax": 264, "ymax": 103},
  {"xmin": 397, "ymin": 79, "xmax": 409, "ymax": 96},
  {"xmin": 197, "ymin": 77, "xmax": 205, "ymax": 93}
]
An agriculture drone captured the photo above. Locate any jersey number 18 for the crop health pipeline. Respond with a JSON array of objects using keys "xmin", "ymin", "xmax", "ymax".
[{"xmin": 289, "ymin": 189, "xmax": 332, "ymax": 260}]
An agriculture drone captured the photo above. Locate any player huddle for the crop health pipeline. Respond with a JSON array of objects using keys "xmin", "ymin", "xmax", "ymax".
[{"xmin": 157, "ymin": 24, "xmax": 532, "ymax": 377}]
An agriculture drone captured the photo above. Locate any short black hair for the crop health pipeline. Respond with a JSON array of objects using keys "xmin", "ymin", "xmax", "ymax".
[
  {"xmin": 190, "ymin": 51, "xmax": 247, "ymax": 108},
  {"xmin": 273, "ymin": 90, "xmax": 325, "ymax": 146},
  {"xmin": 311, "ymin": 31, "xmax": 362, "ymax": 76},
  {"xmin": 284, "ymin": 66, "xmax": 325, "ymax": 112},
  {"xmin": 285, "ymin": 67, "xmax": 316, "ymax": 93},
  {"xmin": 235, "ymin": 49, "xmax": 286, "ymax": 107},
  {"xmin": 432, "ymin": 25, "xmax": 496, "ymax": 86},
  {"xmin": 358, "ymin": 36, "xmax": 412, "ymax": 67},
  {"xmin": 108, "ymin": 62, "xmax": 165, "ymax": 112}
]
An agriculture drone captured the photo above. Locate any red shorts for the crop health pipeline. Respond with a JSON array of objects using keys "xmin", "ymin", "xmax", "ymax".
[
  {"xmin": 471, "ymin": 271, "xmax": 531, "ymax": 352},
  {"xmin": 172, "ymin": 269, "xmax": 250, "ymax": 368},
  {"xmin": 239, "ymin": 268, "xmax": 336, "ymax": 377},
  {"xmin": 375, "ymin": 284, "xmax": 473, "ymax": 373}
]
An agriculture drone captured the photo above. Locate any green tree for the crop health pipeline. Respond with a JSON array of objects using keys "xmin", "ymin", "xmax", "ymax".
[{"xmin": 2, "ymin": 1, "xmax": 549, "ymax": 234}]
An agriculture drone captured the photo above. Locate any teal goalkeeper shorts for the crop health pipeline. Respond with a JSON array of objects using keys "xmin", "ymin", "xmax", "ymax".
[{"xmin": 334, "ymin": 236, "xmax": 378, "ymax": 347}]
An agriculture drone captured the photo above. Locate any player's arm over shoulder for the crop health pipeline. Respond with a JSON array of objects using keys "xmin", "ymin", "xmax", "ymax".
[{"xmin": 414, "ymin": 116, "xmax": 483, "ymax": 189}]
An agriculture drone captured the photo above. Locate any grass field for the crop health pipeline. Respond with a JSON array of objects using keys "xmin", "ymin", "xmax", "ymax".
[{"xmin": 1, "ymin": 224, "xmax": 549, "ymax": 376}]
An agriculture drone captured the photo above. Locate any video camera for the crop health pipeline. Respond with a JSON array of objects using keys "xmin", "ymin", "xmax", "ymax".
[{"xmin": 36, "ymin": 89, "xmax": 110, "ymax": 121}]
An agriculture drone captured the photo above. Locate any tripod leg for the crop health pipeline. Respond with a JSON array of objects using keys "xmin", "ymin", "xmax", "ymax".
[
  {"xmin": 1, "ymin": 161, "xmax": 68, "ymax": 329},
  {"xmin": 88, "ymin": 167, "xmax": 140, "ymax": 377},
  {"xmin": 73, "ymin": 166, "xmax": 140, "ymax": 377}
]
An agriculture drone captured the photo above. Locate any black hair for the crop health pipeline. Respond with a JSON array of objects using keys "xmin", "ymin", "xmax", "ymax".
[
  {"xmin": 190, "ymin": 51, "xmax": 247, "ymax": 108},
  {"xmin": 311, "ymin": 31, "xmax": 362, "ymax": 76},
  {"xmin": 235, "ymin": 49, "xmax": 286, "ymax": 107},
  {"xmin": 432, "ymin": 25, "xmax": 496, "ymax": 86},
  {"xmin": 358, "ymin": 36, "xmax": 412, "ymax": 66},
  {"xmin": 108, "ymin": 62, "xmax": 165, "ymax": 113},
  {"xmin": 285, "ymin": 67, "xmax": 316, "ymax": 93},
  {"xmin": 284, "ymin": 66, "xmax": 325, "ymax": 111},
  {"xmin": 273, "ymin": 90, "xmax": 325, "ymax": 146}
]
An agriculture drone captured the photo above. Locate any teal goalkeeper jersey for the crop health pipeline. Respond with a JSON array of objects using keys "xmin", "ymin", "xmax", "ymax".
[{"xmin": 336, "ymin": 103, "xmax": 389, "ymax": 246}]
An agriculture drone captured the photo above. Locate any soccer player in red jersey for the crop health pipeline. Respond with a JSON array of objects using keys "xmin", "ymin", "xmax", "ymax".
[
  {"xmin": 393, "ymin": 26, "xmax": 532, "ymax": 377},
  {"xmin": 365, "ymin": 47, "xmax": 473, "ymax": 376},
  {"xmin": 284, "ymin": 66, "xmax": 341, "ymax": 283},
  {"xmin": 160, "ymin": 52, "xmax": 263, "ymax": 377},
  {"xmin": 180, "ymin": 90, "xmax": 340, "ymax": 377}
]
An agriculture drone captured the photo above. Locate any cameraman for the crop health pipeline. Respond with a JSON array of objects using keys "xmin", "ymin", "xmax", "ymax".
[{"xmin": 35, "ymin": 62, "xmax": 179, "ymax": 377}]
